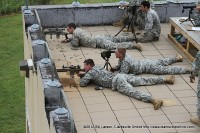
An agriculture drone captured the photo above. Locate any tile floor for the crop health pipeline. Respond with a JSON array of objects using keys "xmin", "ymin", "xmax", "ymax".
[{"xmin": 47, "ymin": 24, "xmax": 200, "ymax": 133}]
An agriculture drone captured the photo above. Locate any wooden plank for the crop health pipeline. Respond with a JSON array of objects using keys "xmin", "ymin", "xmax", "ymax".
[
  {"xmin": 168, "ymin": 17, "xmax": 200, "ymax": 61},
  {"xmin": 170, "ymin": 17, "xmax": 200, "ymax": 49},
  {"xmin": 168, "ymin": 34, "xmax": 194, "ymax": 62},
  {"xmin": 170, "ymin": 24, "xmax": 175, "ymax": 36}
]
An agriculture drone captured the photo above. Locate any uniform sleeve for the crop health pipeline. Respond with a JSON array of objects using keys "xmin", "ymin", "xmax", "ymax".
[
  {"xmin": 119, "ymin": 61, "xmax": 130, "ymax": 74},
  {"xmin": 194, "ymin": 19, "xmax": 200, "ymax": 26},
  {"xmin": 79, "ymin": 72, "xmax": 93, "ymax": 87},
  {"xmin": 191, "ymin": 11, "xmax": 200, "ymax": 26},
  {"xmin": 192, "ymin": 60, "xmax": 200, "ymax": 77},
  {"xmin": 71, "ymin": 34, "xmax": 79, "ymax": 47},
  {"xmin": 113, "ymin": 60, "xmax": 121, "ymax": 71},
  {"xmin": 145, "ymin": 13, "xmax": 153, "ymax": 31}
]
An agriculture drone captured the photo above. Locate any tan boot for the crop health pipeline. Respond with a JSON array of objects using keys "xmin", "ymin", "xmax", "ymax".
[
  {"xmin": 190, "ymin": 117, "xmax": 200, "ymax": 126},
  {"xmin": 165, "ymin": 75, "xmax": 175, "ymax": 84},
  {"xmin": 151, "ymin": 99, "xmax": 163, "ymax": 110},
  {"xmin": 176, "ymin": 54, "xmax": 183, "ymax": 62},
  {"xmin": 134, "ymin": 43, "xmax": 142, "ymax": 51},
  {"xmin": 113, "ymin": 19, "xmax": 124, "ymax": 27}
]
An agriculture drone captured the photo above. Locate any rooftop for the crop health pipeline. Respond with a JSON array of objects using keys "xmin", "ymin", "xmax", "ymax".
[{"xmin": 47, "ymin": 24, "xmax": 200, "ymax": 133}]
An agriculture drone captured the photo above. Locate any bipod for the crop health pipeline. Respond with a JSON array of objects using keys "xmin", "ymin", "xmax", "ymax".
[
  {"xmin": 115, "ymin": 11, "xmax": 138, "ymax": 43},
  {"xmin": 180, "ymin": 9, "xmax": 195, "ymax": 26},
  {"xmin": 103, "ymin": 59, "xmax": 113, "ymax": 71}
]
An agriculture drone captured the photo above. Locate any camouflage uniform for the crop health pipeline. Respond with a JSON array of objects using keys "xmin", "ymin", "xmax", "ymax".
[
  {"xmin": 125, "ymin": 0, "xmax": 145, "ymax": 29},
  {"xmin": 124, "ymin": 0, "xmax": 141, "ymax": 20},
  {"xmin": 71, "ymin": 28, "xmax": 138, "ymax": 50},
  {"xmin": 115, "ymin": 55, "xmax": 190, "ymax": 75},
  {"xmin": 138, "ymin": 9, "xmax": 161, "ymax": 43},
  {"xmin": 80, "ymin": 66, "xmax": 166, "ymax": 102},
  {"xmin": 191, "ymin": 51, "xmax": 200, "ymax": 118},
  {"xmin": 135, "ymin": 0, "xmax": 155, "ymax": 30},
  {"xmin": 192, "ymin": 10, "xmax": 200, "ymax": 26}
]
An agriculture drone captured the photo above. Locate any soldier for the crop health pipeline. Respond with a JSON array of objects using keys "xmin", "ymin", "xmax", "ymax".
[
  {"xmin": 78, "ymin": 59, "xmax": 176, "ymax": 110},
  {"xmin": 113, "ymin": 0, "xmax": 142, "ymax": 27},
  {"xmin": 137, "ymin": 1, "xmax": 161, "ymax": 43},
  {"xmin": 61, "ymin": 23, "xmax": 142, "ymax": 51},
  {"xmin": 191, "ymin": 3, "xmax": 200, "ymax": 26},
  {"xmin": 113, "ymin": 0, "xmax": 155, "ymax": 31},
  {"xmin": 189, "ymin": 51, "xmax": 200, "ymax": 126},
  {"xmin": 111, "ymin": 48, "xmax": 192, "ymax": 75}
]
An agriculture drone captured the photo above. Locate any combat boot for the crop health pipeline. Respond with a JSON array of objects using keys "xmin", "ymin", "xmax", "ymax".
[
  {"xmin": 190, "ymin": 117, "xmax": 200, "ymax": 127},
  {"xmin": 164, "ymin": 75, "xmax": 175, "ymax": 84},
  {"xmin": 153, "ymin": 36, "xmax": 159, "ymax": 41},
  {"xmin": 113, "ymin": 19, "xmax": 124, "ymax": 27},
  {"xmin": 134, "ymin": 43, "xmax": 142, "ymax": 51},
  {"xmin": 176, "ymin": 54, "xmax": 183, "ymax": 62},
  {"xmin": 151, "ymin": 98, "xmax": 163, "ymax": 110}
]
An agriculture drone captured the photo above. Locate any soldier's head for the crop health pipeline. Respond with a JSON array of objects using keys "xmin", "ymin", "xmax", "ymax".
[
  {"xmin": 83, "ymin": 59, "xmax": 95, "ymax": 71},
  {"xmin": 140, "ymin": 1, "xmax": 150, "ymax": 13},
  {"xmin": 196, "ymin": 2, "xmax": 200, "ymax": 11},
  {"xmin": 115, "ymin": 48, "xmax": 126, "ymax": 60},
  {"xmin": 67, "ymin": 23, "xmax": 76, "ymax": 34}
]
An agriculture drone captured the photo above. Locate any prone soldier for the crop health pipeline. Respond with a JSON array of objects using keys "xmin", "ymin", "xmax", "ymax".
[
  {"xmin": 61, "ymin": 23, "xmax": 142, "ymax": 51},
  {"xmin": 112, "ymin": 48, "xmax": 192, "ymax": 75},
  {"xmin": 77, "ymin": 59, "xmax": 176, "ymax": 110}
]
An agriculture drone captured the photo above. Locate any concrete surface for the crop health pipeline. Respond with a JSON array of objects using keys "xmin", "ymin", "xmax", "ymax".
[{"xmin": 47, "ymin": 24, "xmax": 200, "ymax": 133}]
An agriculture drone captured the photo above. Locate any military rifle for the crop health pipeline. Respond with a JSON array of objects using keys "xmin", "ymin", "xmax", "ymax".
[
  {"xmin": 57, "ymin": 65, "xmax": 84, "ymax": 78},
  {"xmin": 43, "ymin": 27, "xmax": 68, "ymax": 39},
  {"xmin": 181, "ymin": 5, "xmax": 196, "ymax": 26},
  {"xmin": 182, "ymin": 5, "xmax": 196, "ymax": 13}
]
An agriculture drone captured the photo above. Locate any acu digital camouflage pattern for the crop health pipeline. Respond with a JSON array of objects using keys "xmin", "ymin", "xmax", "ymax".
[
  {"xmin": 79, "ymin": 66, "xmax": 115, "ymax": 88},
  {"xmin": 134, "ymin": 0, "xmax": 156, "ymax": 30},
  {"xmin": 138, "ymin": 9, "xmax": 161, "ymax": 43},
  {"xmin": 120, "ymin": 0, "xmax": 145, "ymax": 29},
  {"xmin": 192, "ymin": 10, "xmax": 200, "ymax": 26},
  {"xmin": 80, "ymin": 66, "xmax": 166, "ymax": 103},
  {"xmin": 71, "ymin": 28, "xmax": 138, "ymax": 50},
  {"xmin": 112, "ymin": 73, "xmax": 166, "ymax": 102},
  {"xmin": 115, "ymin": 55, "xmax": 190, "ymax": 75},
  {"xmin": 191, "ymin": 51, "xmax": 200, "ymax": 118}
]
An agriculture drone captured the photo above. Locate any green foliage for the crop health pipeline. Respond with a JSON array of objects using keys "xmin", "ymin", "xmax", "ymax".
[
  {"xmin": 0, "ymin": 0, "xmax": 121, "ymax": 15},
  {"xmin": 50, "ymin": 0, "xmax": 118, "ymax": 4},
  {"xmin": 0, "ymin": 13, "xmax": 25, "ymax": 133}
]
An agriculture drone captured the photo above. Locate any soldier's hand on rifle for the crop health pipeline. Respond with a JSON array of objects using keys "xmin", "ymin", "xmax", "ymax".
[
  {"xmin": 110, "ymin": 67, "xmax": 119, "ymax": 73},
  {"xmin": 77, "ymin": 71, "xmax": 85, "ymax": 78},
  {"xmin": 110, "ymin": 67, "xmax": 115, "ymax": 72},
  {"xmin": 61, "ymin": 39, "xmax": 71, "ymax": 43}
]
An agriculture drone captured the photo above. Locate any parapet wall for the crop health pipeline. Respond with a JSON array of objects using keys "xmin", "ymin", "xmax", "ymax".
[{"xmin": 23, "ymin": 2, "xmax": 195, "ymax": 28}]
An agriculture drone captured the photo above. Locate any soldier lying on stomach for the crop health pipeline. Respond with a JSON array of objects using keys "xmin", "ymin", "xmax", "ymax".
[
  {"xmin": 61, "ymin": 23, "xmax": 142, "ymax": 51},
  {"xmin": 112, "ymin": 48, "xmax": 192, "ymax": 75},
  {"xmin": 77, "ymin": 59, "xmax": 176, "ymax": 110}
]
